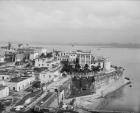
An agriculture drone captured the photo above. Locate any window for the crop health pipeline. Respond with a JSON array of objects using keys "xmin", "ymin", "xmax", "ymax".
[
  {"xmin": 2, "ymin": 76, "xmax": 4, "ymax": 80},
  {"xmin": 13, "ymin": 87, "xmax": 15, "ymax": 90}
]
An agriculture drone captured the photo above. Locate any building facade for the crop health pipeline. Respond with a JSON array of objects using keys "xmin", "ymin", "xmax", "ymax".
[
  {"xmin": 54, "ymin": 51, "xmax": 69, "ymax": 61},
  {"xmin": 0, "ymin": 74, "xmax": 11, "ymax": 81},
  {"xmin": 35, "ymin": 57, "xmax": 60, "ymax": 69},
  {"xmin": 76, "ymin": 50, "xmax": 92, "ymax": 68},
  {"xmin": 0, "ymin": 55, "xmax": 5, "ymax": 63},
  {"xmin": 29, "ymin": 52, "xmax": 39, "ymax": 60},
  {"xmin": 69, "ymin": 51, "xmax": 77, "ymax": 62},
  {"xmin": 2, "ymin": 76, "xmax": 35, "ymax": 91},
  {"xmin": 0, "ymin": 85, "xmax": 9, "ymax": 99},
  {"xmin": 15, "ymin": 53, "xmax": 25, "ymax": 62}
]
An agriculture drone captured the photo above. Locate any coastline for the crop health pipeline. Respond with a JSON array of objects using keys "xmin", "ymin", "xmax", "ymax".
[{"xmin": 74, "ymin": 78, "xmax": 130, "ymax": 112}]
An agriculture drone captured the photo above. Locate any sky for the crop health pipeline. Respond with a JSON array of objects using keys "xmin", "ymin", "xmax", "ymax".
[{"xmin": 0, "ymin": 0, "xmax": 140, "ymax": 44}]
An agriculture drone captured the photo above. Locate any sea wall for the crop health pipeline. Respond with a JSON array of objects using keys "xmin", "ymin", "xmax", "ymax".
[{"xmin": 74, "ymin": 78, "xmax": 129, "ymax": 111}]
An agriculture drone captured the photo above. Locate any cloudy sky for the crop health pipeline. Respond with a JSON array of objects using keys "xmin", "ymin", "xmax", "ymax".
[{"xmin": 0, "ymin": 0, "xmax": 140, "ymax": 44}]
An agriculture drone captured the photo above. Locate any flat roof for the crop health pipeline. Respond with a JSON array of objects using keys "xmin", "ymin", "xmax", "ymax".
[
  {"xmin": 0, "ymin": 68, "xmax": 34, "ymax": 76},
  {"xmin": 10, "ymin": 76, "xmax": 30, "ymax": 83},
  {"xmin": 76, "ymin": 50, "xmax": 91, "ymax": 53}
]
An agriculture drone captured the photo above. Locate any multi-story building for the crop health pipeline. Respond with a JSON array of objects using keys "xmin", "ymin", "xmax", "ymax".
[
  {"xmin": 69, "ymin": 51, "xmax": 77, "ymax": 62},
  {"xmin": 4, "ymin": 50, "xmax": 16, "ymax": 62},
  {"xmin": 54, "ymin": 50, "xmax": 93, "ymax": 68},
  {"xmin": 76, "ymin": 50, "xmax": 92, "ymax": 68},
  {"xmin": 54, "ymin": 50, "xmax": 69, "ymax": 61}
]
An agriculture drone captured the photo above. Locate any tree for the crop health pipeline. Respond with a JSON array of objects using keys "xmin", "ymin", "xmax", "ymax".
[
  {"xmin": 74, "ymin": 57, "xmax": 81, "ymax": 72},
  {"xmin": 75, "ymin": 63, "xmax": 81, "ymax": 72},
  {"xmin": 46, "ymin": 52, "xmax": 53, "ymax": 58},
  {"xmin": 75, "ymin": 57, "xmax": 79, "ymax": 64},
  {"xmin": 84, "ymin": 64, "xmax": 89, "ymax": 72},
  {"xmin": 60, "ymin": 60, "xmax": 70, "ymax": 73},
  {"xmin": 0, "ymin": 102, "xmax": 5, "ymax": 111},
  {"xmin": 91, "ymin": 65, "xmax": 100, "ymax": 72},
  {"xmin": 32, "ymin": 81, "xmax": 41, "ymax": 89},
  {"xmin": 40, "ymin": 53, "xmax": 46, "ymax": 58}
]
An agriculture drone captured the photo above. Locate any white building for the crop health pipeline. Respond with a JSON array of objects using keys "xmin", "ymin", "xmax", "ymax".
[
  {"xmin": 54, "ymin": 51, "xmax": 69, "ymax": 61},
  {"xmin": 0, "ymin": 85, "xmax": 9, "ymax": 99},
  {"xmin": 69, "ymin": 51, "xmax": 77, "ymax": 62},
  {"xmin": 39, "ymin": 70, "xmax": 60, "ymax": 83},
  {"xmin": 0, "ymin": 55, "xmax": 5, "ymax": 63},
  {"xmin": 15, "ymin": 53, "xmax": 25, "ymax": 62},
  {"xmin": 35, "ymin": 57, "xmax": 60, "ymax": 69},
  {"xmin": 1, "ymin": 76, "xmax": 35, "ymax": 91},
  {"xmin": 54, "ymin": 50, "xmax": 93, "ymax": 67},
  {"xmin": 91, "ymin": 57, "xmax": 111, "ymax": 71},
  {"xmin": 29, "ymin": 52, "xmax": 39, "ymax": 60},
  {"xmin": 0, "ymin": 74, "xmax": 11, "ymax": 81},
  {"xmin": 76, "ymin": 50, "xmax": 92, "ymax": 68}
]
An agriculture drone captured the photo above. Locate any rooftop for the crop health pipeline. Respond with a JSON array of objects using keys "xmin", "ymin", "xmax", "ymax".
[
  {"xmin": 9, "ymin": 76, "xmax": 31, "ymax": 83},
  {"xmin": 76, "ymin": 50, "xmax": 91, "ymax": 54},
  {"xmin": 0, "ymin": 85, "xmax": 6, "ymax": 90},
  {"xmin": 94, "ymin": 56, "xmax": 106, "ymax": 62},
  {"xmin": 0, "ymin": 69, "xmax": 19, "ymax": 76}
]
